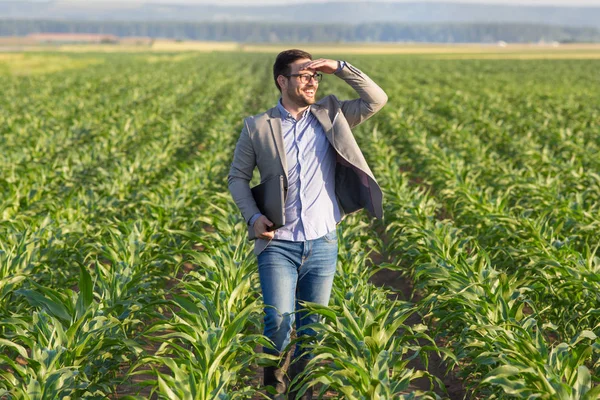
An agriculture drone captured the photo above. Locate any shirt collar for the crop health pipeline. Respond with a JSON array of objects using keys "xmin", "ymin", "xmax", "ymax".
[{"xmin": 277, "ymin": 99, "xmax": 310, "ymax": 121}]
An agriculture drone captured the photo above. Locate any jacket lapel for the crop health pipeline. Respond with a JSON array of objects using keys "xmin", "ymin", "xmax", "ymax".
[
  {"xmin": 311, "ymin": 105, "xmax": 334, "ymax": 144},
  {"xmin": 267, "ymin": 107, "xmax": 287, "ymax": 179},
  {"xmin": 266, "ymin": 104, "xmax": 334, "ymax": 183}
]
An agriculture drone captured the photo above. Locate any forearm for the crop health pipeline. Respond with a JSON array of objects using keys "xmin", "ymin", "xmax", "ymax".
[{"xmin": 228, "ymin": 176, "xmax": 261, "ymax": 224}]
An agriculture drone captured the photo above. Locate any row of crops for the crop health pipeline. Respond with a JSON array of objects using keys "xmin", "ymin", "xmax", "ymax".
[
  {"xmin": 370, "ymin": 60, "xmax": 600, "ymax": 399},
  {"xmin": 0, "ymin": 52, "xmax": 598, "ymax": 399}
]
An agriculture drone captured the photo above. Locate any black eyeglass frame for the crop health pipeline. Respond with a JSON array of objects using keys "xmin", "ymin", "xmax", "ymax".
[{"xmin": 283, "ymin": 72, "xmax": 323, "ymax": 84}]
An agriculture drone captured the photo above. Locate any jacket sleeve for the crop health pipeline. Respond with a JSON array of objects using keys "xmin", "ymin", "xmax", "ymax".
[
  {"xmin": 227, "ymin": 119, "xmax": 261, "ymax": 225},
  {"xmin": 334, "ymin": 62, "xmax": 388, "ymax": 129}
]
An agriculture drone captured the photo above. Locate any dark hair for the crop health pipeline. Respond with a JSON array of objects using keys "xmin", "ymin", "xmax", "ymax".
[{"xmin": 273, "ymin": 49, "xmax": 313, "ymax": 92}]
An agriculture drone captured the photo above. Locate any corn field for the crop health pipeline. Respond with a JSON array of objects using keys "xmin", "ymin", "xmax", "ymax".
[{"xmin": 0, "ymin": 52, "xmax": 599, "ymax": 399}]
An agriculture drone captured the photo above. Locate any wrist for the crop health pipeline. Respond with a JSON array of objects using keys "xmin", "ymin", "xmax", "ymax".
[{"xmin": 249, "ymin": 213, "xmax": 262, "ymax": 227}]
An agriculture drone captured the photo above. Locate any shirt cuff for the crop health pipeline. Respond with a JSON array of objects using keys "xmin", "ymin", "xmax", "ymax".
[
  {"xmin": 335, "ymin": 60, "xmax": 346, "ymax": 73},
  {"xmin": 248, "ymin": 213, "xmax": 262, "ymax": 227}
]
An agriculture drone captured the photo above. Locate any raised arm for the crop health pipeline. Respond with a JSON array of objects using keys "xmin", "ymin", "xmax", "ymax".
[
  {"xmin": 303, "ymin": 58, "xmax": 388, "ymax": 129},
  {"xmin": 334, "ymin": 62, "xmax": 388, "ymax": 128}
]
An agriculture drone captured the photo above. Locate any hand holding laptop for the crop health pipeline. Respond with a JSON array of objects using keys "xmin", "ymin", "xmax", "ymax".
[
  {"xmin": 253, "ymin": 215, "xmax": 275, "ymax": 240},
  {"xmin": 249, "ymin": 175, "xmax": 286, "ymax": 241}
]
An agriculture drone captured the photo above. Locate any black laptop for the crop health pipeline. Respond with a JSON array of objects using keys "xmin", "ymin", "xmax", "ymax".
[{"xmin": 250, "ymin": 175, "xmax": 287, "ymax": 231}]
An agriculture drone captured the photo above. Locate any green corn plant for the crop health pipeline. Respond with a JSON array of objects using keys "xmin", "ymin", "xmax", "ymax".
[
  {"xmin": 137, "ymin": 297, "xmax": 271, "ymax": 399},
  {"xmin": 476, "ymin": 326, "xmax": 600, "ymax": 399},
  {"xmin": 291, "ymin": 286, "xmax": 447, "ymax": 399},
  {"xmin": 1, "ymin": 265, "xmax": 143, "ymax": 397}
]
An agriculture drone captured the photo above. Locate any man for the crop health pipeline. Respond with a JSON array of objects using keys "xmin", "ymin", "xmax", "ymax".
[{"xmin": 228, "ymin": 49, "xmax": 387, "ymax": 399}]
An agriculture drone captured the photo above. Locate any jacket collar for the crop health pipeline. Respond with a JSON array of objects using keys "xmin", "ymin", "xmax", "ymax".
[
  {"xmin": 270, "ymin": 100, "xmax": 333, "ymax": 133},
  {"xmin": 265, "ymin": 100, "xmax": 334, "ymax": 181},
  {"xmin": 310, "ymin": 103, "xmax": 333, "ymax": 136}
]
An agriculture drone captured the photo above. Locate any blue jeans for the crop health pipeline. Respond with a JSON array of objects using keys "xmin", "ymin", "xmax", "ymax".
[{"xmin": 257, "ymin": 229, "xmax": 338, "ymax": 361}]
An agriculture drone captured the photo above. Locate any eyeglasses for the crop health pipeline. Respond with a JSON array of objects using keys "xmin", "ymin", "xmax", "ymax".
[{"xmin": 284, "ymin": 73, "xmax": 322, "ymax": 84}]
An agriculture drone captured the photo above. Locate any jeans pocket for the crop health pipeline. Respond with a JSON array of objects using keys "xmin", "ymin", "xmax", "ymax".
[{"xmin": 322, "ymin": 229, "xmax": 338, "ymax": 243}]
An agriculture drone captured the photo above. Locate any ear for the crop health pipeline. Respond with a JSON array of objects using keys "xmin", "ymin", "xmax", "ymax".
[{"xmin": 277, "ymin": 75, "xmax": 288, "ymax": 90}]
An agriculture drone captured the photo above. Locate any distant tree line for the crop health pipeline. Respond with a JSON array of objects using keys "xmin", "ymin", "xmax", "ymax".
[{"xmin": 1, "ymin": 20, "xmax": 599, "ymax": 43}]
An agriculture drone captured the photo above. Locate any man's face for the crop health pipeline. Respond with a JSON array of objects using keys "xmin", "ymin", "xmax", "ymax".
[{"xmin": 282, "ymin": 58, "xmax": 318, "ymax": 107}]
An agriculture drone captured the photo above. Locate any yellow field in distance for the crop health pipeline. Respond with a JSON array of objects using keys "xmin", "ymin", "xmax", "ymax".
[
  {"xmin": 152, "ymin": 40, "xmax": 600, "ymax": 59},
  {"xmin": 0, "ymin": 53, "xmax": 103, "ymax": 75},
  {"xmin": 1, "ymin": 38, "xmax": 600, "ymax": 59},
  {"xmin": 148, "ymin": 40, "xmax": 600, "ymax": 58}
]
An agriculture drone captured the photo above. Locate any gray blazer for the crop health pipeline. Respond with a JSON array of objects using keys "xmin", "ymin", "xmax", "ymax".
[{"xmin": 228, "ymin": 63, "xmax": 388, "ymax": 255}]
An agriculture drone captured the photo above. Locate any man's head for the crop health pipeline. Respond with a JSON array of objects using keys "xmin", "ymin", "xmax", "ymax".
[{"xmin": 273, "ymin": 49, "xmax": 319, "ymax": 108}]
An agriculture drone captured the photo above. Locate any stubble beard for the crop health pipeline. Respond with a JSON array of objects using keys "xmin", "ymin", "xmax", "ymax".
[{"xmin": 288, "ymin": 84, "xmax": 317, "ymax": 108}]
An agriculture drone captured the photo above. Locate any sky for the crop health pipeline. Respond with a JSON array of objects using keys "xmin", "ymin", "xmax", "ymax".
[{"xmin": 40, "ymin": 0, "xmax": 600, "ymax": 5}]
